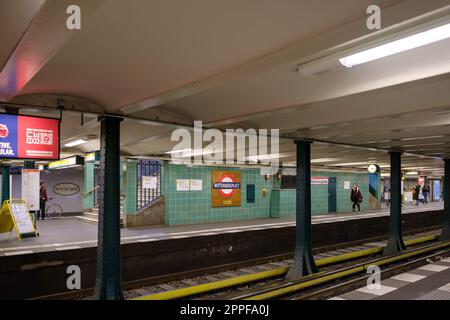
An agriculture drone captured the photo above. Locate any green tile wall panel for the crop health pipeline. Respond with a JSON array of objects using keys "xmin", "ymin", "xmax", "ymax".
[
  {"xmin": 163, "ymin": 163, "xmax": 273, "ymax": 225},
  {"xmin": 83, "ymin": 162, "xmax": 95, "ymax": 209},
  {"xmin": 124, "ymin": 159, "xmax": 137, "ymax": 215},
  {"xmin": 163, "ymin": 163, "xmax": 374, "ymax": 225}
]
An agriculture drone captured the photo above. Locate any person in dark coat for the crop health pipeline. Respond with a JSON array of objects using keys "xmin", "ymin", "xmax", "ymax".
[
  {"xmin": 350, "ymin": 184, "xmax": 363, "ymax": 212},
  {"xmin": 422, "ymin": 185, "xmax": 430, "ymax": 204},
  {"xmin": 413, "ymin": 184, "xmax": 421, "ymax": 206},
  {"xmin": 39, "ymin": 180, "xmax": 48, "ymax": 220}
]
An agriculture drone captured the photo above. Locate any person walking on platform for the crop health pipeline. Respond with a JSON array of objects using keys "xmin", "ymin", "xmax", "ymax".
[
  {"xmin": 413, "ymin": 184, "xmax": 421, "ymax": 206},
  {"xmin": 39, "ymin": 180, "xmax": 48, "ymax": 220},
  {"xmin": 422, "ymin": 185, "xmax": 430, "ymax": 204},
  {"xmin": 351, "ymin": 184, "xmax": 363, "ymax": 212}
]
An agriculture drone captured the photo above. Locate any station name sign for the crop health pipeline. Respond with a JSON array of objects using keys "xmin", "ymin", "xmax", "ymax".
[{"xmin": 0, "ymin": 114, "xmax": 60, "ymax": 160}]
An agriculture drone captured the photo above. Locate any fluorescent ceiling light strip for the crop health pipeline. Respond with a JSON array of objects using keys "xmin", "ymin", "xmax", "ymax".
[
  {"xmin": 339, "ymin": 22, "xmax": 450, "ymax": 67},
  {"xmin": 64, "ymin": 139, "xmax": 87, "ymax": 147}
]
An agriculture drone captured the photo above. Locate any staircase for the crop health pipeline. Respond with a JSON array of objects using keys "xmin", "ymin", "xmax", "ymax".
[{"xmin": 78, "ymin": 198, "xmax": 125, "ymax": 227}]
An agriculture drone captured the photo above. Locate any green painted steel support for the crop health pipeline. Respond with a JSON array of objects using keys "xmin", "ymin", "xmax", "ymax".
[
  {"xmin": 94, "ymin": 116, "xmax": 124, "ymax": 300},
  {"xmin": 441, "ymin": 159, "xmax": 450, "ymax": 241},
  {"xmin": 23, "ymin": 161, "xmax": 35, "ymax": 169},
  {"xmin": 286, "ymin": 140, "xmax": 318, "ymax": 279},
  {"xmin": 384, "ymin": 151, "xmax": 406, "ymax": 255},
  {"xmin": 1, "ymin": 164, "xmax": 10, "ymax": 205}
]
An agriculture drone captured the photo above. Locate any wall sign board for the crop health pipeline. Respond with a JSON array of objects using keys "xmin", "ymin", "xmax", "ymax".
[
  {"xmin": 311, "ymin": 177, "xmax": 329, "ymax": 185},
  {"xmin": 211, "ymin": 171, "xmax": 241, "ymax": 207},
  {"xmin": 142, "ymin": 176, "xmax": 158, "ymax": 190},
  {"xmin": 0, "ymin": 114, "xmax": 59, "ymax": 160}
]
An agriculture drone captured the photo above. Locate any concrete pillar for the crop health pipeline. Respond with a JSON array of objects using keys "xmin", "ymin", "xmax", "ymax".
[
  {"xmin": 1, "ymin": 164, "xmax": 10, "ymax": 205},
  {"xmin": 286, "ymin": 140, "xmax": 318, "ymax": 279},
  {"xmin": 440, "ymin": 159, "xmax": 450, "ymax": 241},
  {"xmin": 384, "ymin": 151, "xmax": 406, "ymax": 255},
  {"xmin": 94, "ymin": 116, "xmax": 123, "ymax": 300}
]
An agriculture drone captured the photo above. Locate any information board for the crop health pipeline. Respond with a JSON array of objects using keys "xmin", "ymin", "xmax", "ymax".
[
  {"xmin": 0, "ymin": 200, "xmax": 37, "ymax": 240},
  {"xmin": 22, "ymin": 169, "xmax": 40, "ymax": 211},
  {"xmin": 142, "ymin": 176, "xmax": 158, "ymax": 189},
  {"xmin": 190, "ymin": 179, "xmax": 203, "ymax": 191},
  {"xmin": 176, "ymin": 179, "xmax": 190, "ymax": 191},
  {"xmin": 0, "ymin": 114, "xmax": 59, "ymax": 160},
  {"xmin": 10, "ymin": 202, "xmax": 35, "ymax": 235}
]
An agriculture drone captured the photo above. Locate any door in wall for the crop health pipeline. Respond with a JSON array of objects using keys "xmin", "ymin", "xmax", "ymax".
[{"xmin": 328, "ymin": 177, "xmax": 337, "ymax": 213}]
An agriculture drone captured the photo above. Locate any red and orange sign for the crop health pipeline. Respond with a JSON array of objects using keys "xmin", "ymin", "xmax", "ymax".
[
  {"xmin": 211, "ymin": 171, "xmax": 241, "ymax": 207},
  {"xmin": 0, "ymin": 114, "xmax": 59, "ymax": 160}
]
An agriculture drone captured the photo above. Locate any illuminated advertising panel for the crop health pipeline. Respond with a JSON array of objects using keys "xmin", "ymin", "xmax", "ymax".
[{"xmin": 0, "ymin": 114, "xmax": 60, "ymax": 160}]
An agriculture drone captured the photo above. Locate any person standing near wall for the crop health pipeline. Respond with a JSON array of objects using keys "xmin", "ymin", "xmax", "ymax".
[
  {"xmin": 422, "ymin": 185, "xmax": 430, "ymax": 204},
  {"xmin": 413, "ymin": 184, "xmax": 421, "ymax": 206},
  {"xmin": 39, "ymin": 180, "xmax": 48, "ymax": 220},
  {"xmin": 350, "ymin": 184, "xmax": 363, "ymax": 212}
]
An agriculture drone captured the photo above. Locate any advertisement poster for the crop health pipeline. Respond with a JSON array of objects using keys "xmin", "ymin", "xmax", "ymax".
[
  {"xmin": 211, "ymin": 171, "xmax": 241, "ymax": 207},
  {"xmin": 0, "ymin": 114, "xmax": 59, "ymax": 160},
  {"xmin": 21, "ymin": 169, "xmax": 40, "ymax": 211}
]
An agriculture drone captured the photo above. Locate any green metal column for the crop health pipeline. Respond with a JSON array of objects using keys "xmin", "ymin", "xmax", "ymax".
[
  {"xmin": 1, "ymin": 164, "xmax": 10, "ymax": 204},
  {"xmin": 94, "ymin": 115, "xmax": 124, "ymax": 300},
  {"xmin": 286, "ymin": 140, "xmax": 318, "ymax": 279},
  {"xmin": 23, "ymin": 161, "xmax": 35, "ymax": 169},
  {"xmin": 384, "ymin": 151, "xmax": 406, "ymax": 255},
  {"xmin": 441, "ymin": 159, "xmax": 450, "ymax": 241}
]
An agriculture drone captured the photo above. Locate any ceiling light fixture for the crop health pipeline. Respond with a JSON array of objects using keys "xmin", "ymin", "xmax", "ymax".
[
  {"xmin": 339, "ymin": 23, "xmax": 450, "ymax": 67},
  {"xmin": 64, "ymin": 139, "xmax": 87, "ymax": 147},
  {"xmin": 297, "ymin": 10, "xmax": 450, "ymax": 77}
]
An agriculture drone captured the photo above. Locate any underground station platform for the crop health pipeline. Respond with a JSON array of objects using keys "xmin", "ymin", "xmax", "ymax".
[{"xmin": 1, "ymin": 0, "xmax": 450, "ymax": 312}]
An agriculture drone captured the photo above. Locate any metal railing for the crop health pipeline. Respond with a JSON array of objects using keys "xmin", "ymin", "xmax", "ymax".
[
  {"xmin": 82, "ymin": 185, "xmax": 99, "ymax": 207},
  {"xmin": 136, "ymin": 160, "xmax": 162, "ymax": 211}
]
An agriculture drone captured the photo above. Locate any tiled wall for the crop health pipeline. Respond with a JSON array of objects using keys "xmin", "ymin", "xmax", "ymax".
[
  {"xmin": 271, "ymin": 171, "xmax": 371, "ymax": 218},
  {"xmin": 82, "ymin": 162, "xmax": 95, "ymax": 210},
  {"xmin": 162, "ymin": 163, "xmax": 373, "ymax": 225},
  {"xmin": 163, "ymin": 163, "xmax": 274, "ymax": 225},
  {"xmin": 123, "ymin": 159, "xmax": 137, "ymax": 214}
]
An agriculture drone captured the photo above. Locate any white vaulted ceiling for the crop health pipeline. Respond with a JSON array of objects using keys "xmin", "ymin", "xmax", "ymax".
[{"xmin": 0, "ymin": 0, "xmax": 449, "ymax": 175}]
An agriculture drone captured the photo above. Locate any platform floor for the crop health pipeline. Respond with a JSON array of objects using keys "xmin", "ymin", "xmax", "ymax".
[
  {"xmin": 331, "ymin": 256, "xmax": 450, "ymax": 300},
  {"xmin": 0, "ymin": 202, "xmax": 443, "ymax": 256}
]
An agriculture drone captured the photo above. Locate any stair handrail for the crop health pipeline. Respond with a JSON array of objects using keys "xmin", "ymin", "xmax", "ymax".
[{"xmin": 82, "ymin": 185, "xmax": 99, "ymax": 197}]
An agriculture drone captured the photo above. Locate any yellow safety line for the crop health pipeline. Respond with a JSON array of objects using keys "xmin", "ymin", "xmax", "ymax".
[
  {"xmin": 246, "ymin": 240, "xmax": 450, "ymax": 300},
  {"xmin": 133, "ymin": 234, "xmax": 438, "ymax": 300}
]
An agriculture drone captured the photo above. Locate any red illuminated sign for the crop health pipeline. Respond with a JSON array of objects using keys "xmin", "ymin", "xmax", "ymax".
[{"xmin": 0, "ymin": 114, "xmax": 60, "ymax": 160}]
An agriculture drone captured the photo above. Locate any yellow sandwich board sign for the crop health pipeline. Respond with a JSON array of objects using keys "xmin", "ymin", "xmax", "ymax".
[{"xmin": 0, "ymin": 199, "xmax": 38, "ymax": 240}]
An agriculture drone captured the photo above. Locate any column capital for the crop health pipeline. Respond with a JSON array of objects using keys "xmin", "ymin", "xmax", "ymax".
[
  {"xmin": 294, "ymin": 139, "xmax": 313, "ymax": 145},
  {"xmin": 388, "ymin": 150, "xmax": 403, "ymax": 155},
  {"xmin": 98, "ymin": 114, "xmax": 124, "ymax": 122}
]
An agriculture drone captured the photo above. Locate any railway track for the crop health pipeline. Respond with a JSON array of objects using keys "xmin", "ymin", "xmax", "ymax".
[
  {"xmin": 33, "ymin": 228, "xmax": 440, "ymax": 300},
  {"xmin": 132, "ymin": 230, "xmax": 442, "ymax": 301}
]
